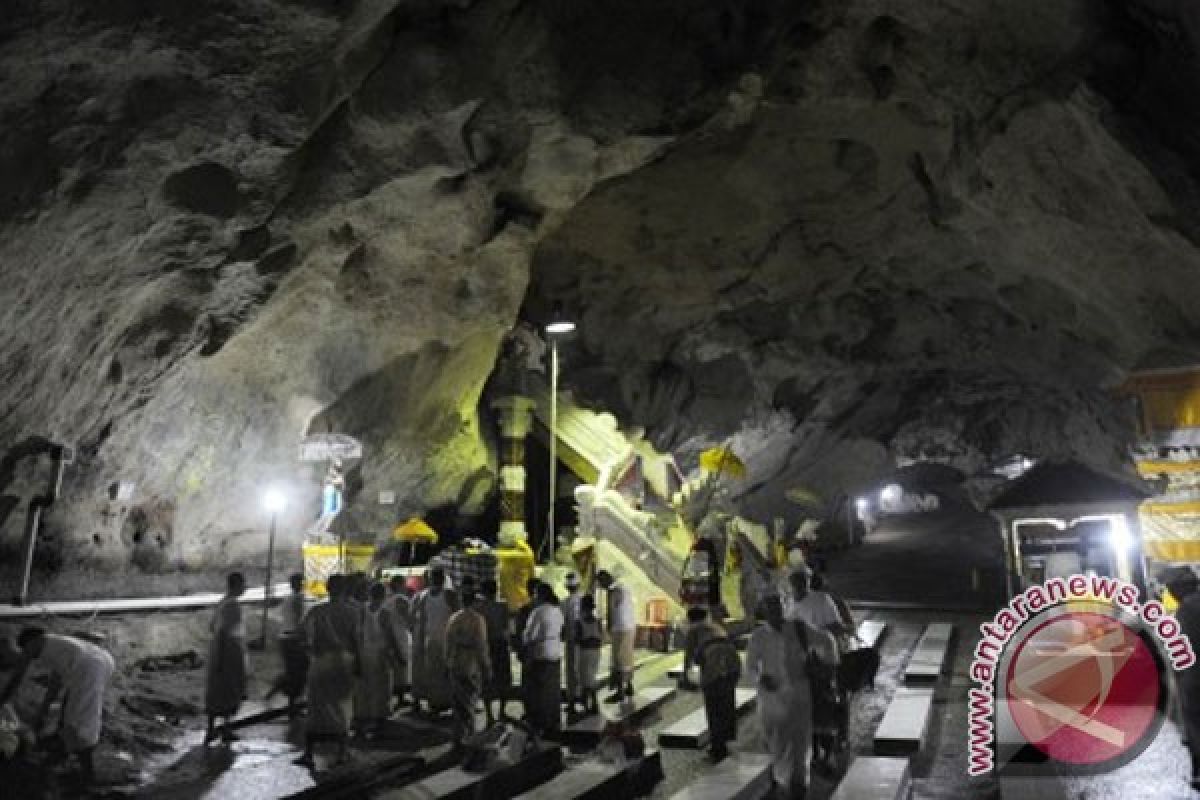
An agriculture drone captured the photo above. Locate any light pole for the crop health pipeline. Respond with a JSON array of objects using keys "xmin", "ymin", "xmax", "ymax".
[
  {"xmin": 544, "ymin": 305, "xmax": 576, "ymax": 563},
  {"xmin": 260, "ymin": 486, "xmax": 287, "ymax": 649}
]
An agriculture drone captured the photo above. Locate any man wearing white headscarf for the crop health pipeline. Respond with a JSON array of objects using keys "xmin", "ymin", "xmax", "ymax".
[{"xmin": 746, "ymin": 593, "xmax": 834, "ymax": 799}]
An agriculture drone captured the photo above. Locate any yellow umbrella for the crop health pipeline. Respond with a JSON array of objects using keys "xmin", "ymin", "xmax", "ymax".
[
  {"xmin": 392, "ymin": 517, "xmax": 438, "ymax": 543},
  {"xmin": 699, "ymin": 446, "xmax": 747, "ymax": 479},
  {"xmin": 392, "ymin": 517, "xmax": 438, "ymax": 564}
]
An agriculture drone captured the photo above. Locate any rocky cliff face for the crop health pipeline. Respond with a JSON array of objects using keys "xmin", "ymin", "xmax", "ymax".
[{"xmin": 0, "ymin": 0, "xmax": 1197, "ymax": 578}]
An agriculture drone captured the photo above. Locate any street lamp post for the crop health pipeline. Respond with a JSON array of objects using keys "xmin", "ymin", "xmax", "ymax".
[
  {"xmin": 260, "ymin": 487, "xmax": 287, "ymax": 649},
  {"xmin": 544, "ymin": 305, "xmax": 576, "ymax": 563}
]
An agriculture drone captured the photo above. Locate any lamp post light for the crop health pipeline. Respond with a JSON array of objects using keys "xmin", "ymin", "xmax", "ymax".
[
  {"xmin": 543, "ymin": 304, "xmax": 576, "ymax": 564},
  {"xmin": 260, "ymin": 486, "xmax": 287, "ymax": 649}
]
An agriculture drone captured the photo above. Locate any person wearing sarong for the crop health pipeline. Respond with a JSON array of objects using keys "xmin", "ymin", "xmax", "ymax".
[
  {"xmin": 384, "ymin": 576, "xmax": 414, "ymax": 709},
  {"xmin": 511, "ymin": 578, "xmax": 540, "ymax": 717},
  {"xmin": 682, "ymin": 606, "xmax": 741, "ymax": 761},
  {"xmin": 412, "ymin": 567, "xmax": 459, "ymax": 714},
  {"xmin": 444, "ymin": 589, "xmax": 491, "ymax": 745},
  {"xmin": 522, "ymin": 582, "xmax": 564, "ymax": 736},
  {"xmin": 478, "ymin": 578, "xmax": 512, "ymax": 726},
  {"xmin": 295, "ymin": 574, "xmax": 361, "ymax": 767},
  {"xmin": 0, "ymin": 628, "xmax": 115, "ymax": 784},
  {"xmin": 205, "ymin": 572, "xmax": 248, "ymax": 745},
  {"xmin": 266, "ymin": 573, "xmax": 309, "ymax": 715},
  {"xmin": 354, "ymin": 582, "xmax": 393, "ymax": 736},
  {"xmin": 562, "ymin": 572, "xmax": 583, "ymax": 714},
  {"xmin": 597, "ymin": 570, "xmax": 636, "ymax": 702},
  {"xmin": 575, "ymin": 595, "xmax": 604, "ymax": 714},
  {"xmin": 746, "ymin": 594, "xmax": 827, "ymax": 799}
]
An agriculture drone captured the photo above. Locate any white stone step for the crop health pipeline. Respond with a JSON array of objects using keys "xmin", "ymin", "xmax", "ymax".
[
  {"xmin": 658, "ymin": 688, "xmax": 757, "ymax": 748},
  {"xmin": 830, "ymin": 756, "xmax": 912, "ymax": 800},
  {"xmin": 562, "ymin": 687, "xmax": 675, "ymax": 744},
  {"xmin": 904, "ymin": 623, "xmax": 953, "ymax": 684},
  {"xmin": 856, "ymin": 619, "xmax": 888, "ymax": 650},
  {"xmin": 378, "ymin": 743, "xmax": 562, "ymax": 799},
  {"xmin": 667, "ymin": 752, "xmax": 773, "ymax": 800},
  {"xmin": 514, "ymin": 750, "xmax": 663, "ymax": 799},
  {"xmin": 873, "ymin": 688, "xmax": 935, "ymax": 755}
]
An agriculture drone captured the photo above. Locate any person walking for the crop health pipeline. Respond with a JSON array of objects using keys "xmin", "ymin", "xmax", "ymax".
[
  {"xmin": 0, "ymin": 628, "xmax": 115, "ymax": 784},
  {"xmin": 266, "ymin": 573, "xmax": 309, "ymax": 715},
  {"xmin": 522, "ymin": 582, "xmax": 565, "ymax": 736},
  {"xmin": 1166, "ymin": 566, "xmax": 1200, "ymax": 789},
  {"xmin": 295, "ymin": 574, "xmax": 361, "ymax": 767},
  {"xmin": 383, "ymin": 576, "xmax": 413, "ymax": 710},
  {"xmin": 354, "ymin": 582, "xmax": 393, "ymax": 737},
  {"xmin": 681, "ymin": 605, "xmax": 741, "ymax": 761},
  {"xmin": 597, "ymin": 570, "xmax": 636, "ymax": 702},
  {"xmin": 444, "ymin": 589, "xmax": 492, "ymax": 746},
  {"xmin": 562, "ymin": 573, "xmax": 584, "ymax": 714},
  {"xmin": 412, "ymin": 567, "xmax": 460, "ymax": 715},
  {"xmin": 746, "ymin": 594, "xmax": 832, "ymax": 799},
  {"xmin": 478, "ymin": 579, "xmax": 512, "ymax": 726},
  {"xmin": 205, "ymin": 572, "xmax": 248, "ymax": 745},
  {"xmin": 575, "ymin": 595, "xmax": 604, "ymax": 714}
]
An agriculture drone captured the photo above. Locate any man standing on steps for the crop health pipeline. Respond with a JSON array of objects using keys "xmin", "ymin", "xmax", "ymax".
[
  {"xmin": 681, "ymin": 605, "xmax": 741, "ymax": 762},
  {"xmin": 479, "ymin": 579, "xmax": 512, "ymax": 726},
  {"xmin": 445, "ymin": 589, "xmax": 491, "ymax": 747},
  {"xmin": 562, "ymin": 572, "xmax": 584, "ymax": 714},
  {"xmin": 747, "ymin": 593, "xmax": 828, "ymax": 800},
  {"xmin": 597, "ymin": 570, "xmax": 636, "ymax": 702},
  {"xmin": 205, "ymin": 572, "xmax": 249, "ymax": 746},
  {"xmin": 522, "ymin": 582, "xmax": 565, "ymax": 736},
  {"xmin": 413, "ymin": 566, "xmax": 460, "ymax": 715}
]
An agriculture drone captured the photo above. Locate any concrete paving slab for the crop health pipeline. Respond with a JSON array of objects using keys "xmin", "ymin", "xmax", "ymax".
[
  {"xmin": 666, "ymin": 752, "xmax": 773, "ymax": 800},
  {"xmin": 857, "ymin": 619, "xmax": 888, "ymax": 650},
  {"xmin": 562, "ymin": 687, "xmax": 675, "ymax": 745},
  {"xmin": 903, "ymin": 623, "xmax": 953, "ymax": 684},
  {"xmin": 658, "ymin": 688, "xmax": 756, "ymax": 749},
  {"xmin": 376, "ymin": 743, "xmax": 562, "ymax": 800},
  {"xmin": 873, "ymin": 688, "xmax": 934, "ymax": 756},
  {"xmin": 831, "ymin": 756, "xmax": 911, "ymax": 800},
  {"xmin": 514, "ymin": 750, "xmax": 663, "ymax": 799}
]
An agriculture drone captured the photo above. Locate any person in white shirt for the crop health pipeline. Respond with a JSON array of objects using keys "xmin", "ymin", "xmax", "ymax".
[
  {"xmin": 0, "ymin": 628, "xmax": 116, "ymax": 784},
  {"xmin": 522, "ymin": 582, "xmax": 565, "ymax": 735},
  {"xmin": 746, "ymin": 594, "xmax": 835, "ymax": 799},
  {"xmin": 561, "ymin": 572, "xmax": 584, "ymax": 713},
  {"xmin": 597, "ymin": 570, "xmax": 636, "ymax": 702},
  {"xmin": 787, "ymin": 566, "xmax": 846, "ymax": 637}
]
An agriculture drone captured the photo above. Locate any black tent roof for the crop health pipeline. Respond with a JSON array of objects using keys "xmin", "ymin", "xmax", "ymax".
[{"xmin": 987, "ymin": 460, "xmax": 1150, "ymax": 511}]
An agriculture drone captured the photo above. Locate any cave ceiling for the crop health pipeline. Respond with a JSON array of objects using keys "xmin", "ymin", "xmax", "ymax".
[{"xmin": 0, "ymin": 0, "xmax": 1198, "ymax": 567}]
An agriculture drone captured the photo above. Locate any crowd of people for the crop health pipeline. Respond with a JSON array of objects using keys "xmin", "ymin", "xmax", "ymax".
[
  {"xmin": 0, "ymin": 555, "xmax": 855, "ymax": 799},
  {"xmin": 196, "ymin": 564, "xmax": 645, "ymax": 767}
]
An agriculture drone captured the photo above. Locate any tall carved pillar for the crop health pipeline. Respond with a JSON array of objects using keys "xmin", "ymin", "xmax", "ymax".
[{"xmin": 491, "ymin": 395, "xmax": 536, "ymax": 544}]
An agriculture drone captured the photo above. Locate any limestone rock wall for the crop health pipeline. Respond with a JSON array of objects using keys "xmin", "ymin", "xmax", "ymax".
[{"xmin": 0, "ymin": 0, "xmax": 1197, "ymax": 577}]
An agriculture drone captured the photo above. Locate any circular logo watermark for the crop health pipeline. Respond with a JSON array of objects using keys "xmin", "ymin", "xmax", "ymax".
[{"xmin": 1004, "ymin": 610, "xmax": 1165, "ymax": 769}]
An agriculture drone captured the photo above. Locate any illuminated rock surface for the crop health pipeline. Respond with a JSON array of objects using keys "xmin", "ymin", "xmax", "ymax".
[{"xmin": 0, "ymin": 0, "xmax": 1198, "ymax": 576}]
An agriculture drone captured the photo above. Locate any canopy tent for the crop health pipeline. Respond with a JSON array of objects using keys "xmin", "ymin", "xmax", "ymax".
[{"xmin": 986, "ymin": 460, "xmax": 1151, "ymax": 597}]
